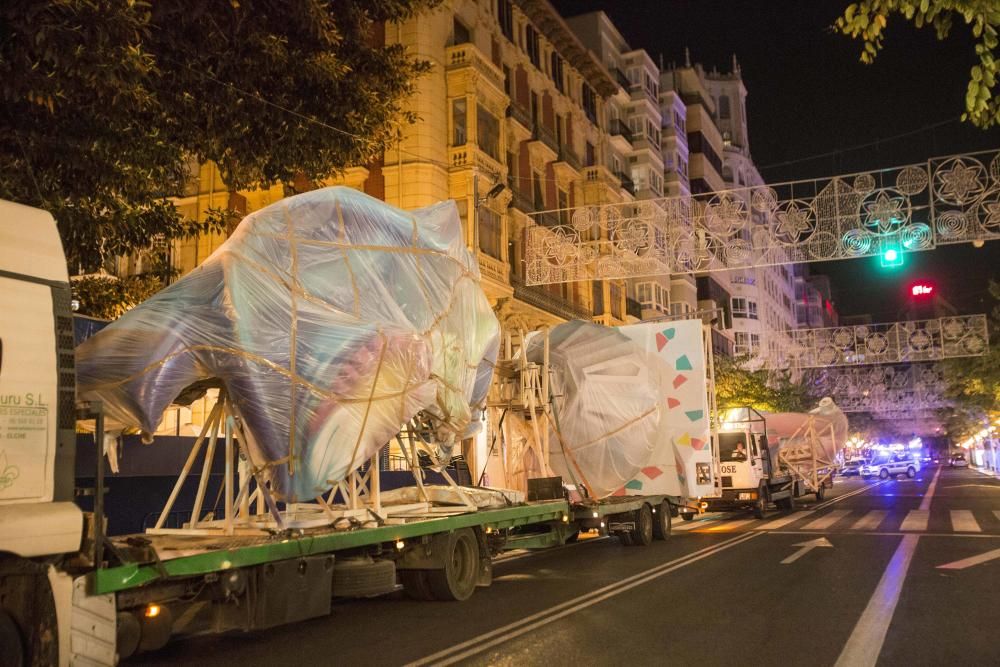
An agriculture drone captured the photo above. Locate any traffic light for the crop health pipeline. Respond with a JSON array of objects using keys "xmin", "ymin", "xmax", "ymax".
[{"xmin": 879, "ymin": 236, "xmax": 903, "ymax": 268}]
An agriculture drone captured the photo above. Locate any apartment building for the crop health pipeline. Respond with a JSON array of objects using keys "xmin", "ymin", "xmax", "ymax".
[
  {"xmin": 794, "ymin": 265, "xmax": 840, "ymax": 328},
  {"xmin": 170, "ymin": 0, "xmax": 634, "ymax": 332}
]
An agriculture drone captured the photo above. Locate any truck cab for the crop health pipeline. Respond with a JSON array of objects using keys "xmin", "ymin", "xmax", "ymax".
[{"xmin": 706, "ymin": 428, "xmax": 774, "ymax": 517}]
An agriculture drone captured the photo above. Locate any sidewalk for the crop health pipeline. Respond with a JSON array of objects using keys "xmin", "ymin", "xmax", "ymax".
[{"xmin": 971, "ymin": 465, "xmax": 999, "ymax": 479}]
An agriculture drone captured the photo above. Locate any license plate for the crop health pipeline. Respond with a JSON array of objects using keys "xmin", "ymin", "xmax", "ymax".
[{"xmin": 738, "ymin": 492, "xmax": 756, "ymax": 500}]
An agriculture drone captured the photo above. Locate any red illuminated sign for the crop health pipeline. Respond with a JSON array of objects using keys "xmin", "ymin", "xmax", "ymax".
[{"xmin": 911, "ymin": 284, "xmax": 934, "ymax": 296}]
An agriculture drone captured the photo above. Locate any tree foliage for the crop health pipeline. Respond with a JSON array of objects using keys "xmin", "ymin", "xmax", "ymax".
[
  {"xmin": 835, "ymin": 1, "xmax": 1000, "ymax": 128},
  {"xmin": 0, "ymin": 0, "xmax": 440, "ymax": 272},
  {"xmin": 936, "ymin": 279, "xmax": 1000, "ymax": 438},
  {"xmin": 714, "ymin": 355, "xmax": 819, "ymax": 414},
  {"xmin": 73, "ymin": 274, "xmax": 165, "ymax": 321}
]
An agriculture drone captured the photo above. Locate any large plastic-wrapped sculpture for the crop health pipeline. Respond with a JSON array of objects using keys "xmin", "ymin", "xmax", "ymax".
[
  {"xmin": 523, "ymin": 321, "xmax": 660, "ymax": 498},
  {"xmin": 764, "ymin": 397, "xmax": 849, "ymax": 464},
  {"xmin": 76, "ymin": 187, "xmax": 500, "ymax": 501}
]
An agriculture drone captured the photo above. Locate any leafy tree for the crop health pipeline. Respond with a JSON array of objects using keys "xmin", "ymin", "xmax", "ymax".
[
  {"xmin": 714, "ymin": 354, "xmax": 818, "ymax": 414},
  {"xmin": 73, "ymin": 274, "xmax": 164, "ymax": 321},
  {"xmin": 1, "ymin": 0, "xmax": 440, "ymax": 273},
  {"xmin": 835, "ymin": 1, "xmax": 1000, "ymax": 128}
]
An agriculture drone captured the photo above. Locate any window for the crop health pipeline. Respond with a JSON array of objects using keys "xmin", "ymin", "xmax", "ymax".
[
  {"xmin": 526, "ymin": 25, "xmax": 540, "ymax": 69},
  {"xmin": 453, "ymin": 17, "xmax": 471, "ymax": 46},
  {"xmin": 719, "ymin": 95, "xmax": 731, "ymax": 119},
  {"xmin": 550, "ymin": 52, "xmax": 564, "ymax": 93},
  {"xmin": 477, "ymin": 104, "xmax": 500, "ymax": 161},
  {"xmin": 732, "ymin": 297, "xmax": 758, "ymax": 319},
  {"xmin": 558, "ymin": 190, "xmax": 569, "ymax": 224},
  {"xmin": 585, "ymin": 141, "xmax": 596, "ymax": 167},
  {"xmin": 452, "ymin": 98, "xmax": 467, "ymax": 146},
  {"xmin": 532, "ymin": 171, "xmax": 544, "ymax": 209},
  {"xmin": 503, "ymin": 65, "xmax": 512, "ymax": 96},
  {"xmin": 582, "ymin": 84, "xmax": 597, "ymax": 123},
  {"xmin": 636, "ymin": 281, "xmax": 667, "ymax": 313},
  {"xmin": 497, "ymin": 0, "xmax": 514, "ymax": 41},
  {"xmin": 479, "ymin": 207, "xmax": 502, "ymax": 259}
]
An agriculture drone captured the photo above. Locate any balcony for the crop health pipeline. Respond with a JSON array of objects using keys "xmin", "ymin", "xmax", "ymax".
[
  {"xmin": 535, "ymin": 210, "xmax": 560, "ymax": 228},
  {"xmin": 477, "ymin": 252, "xmax": 510, "ymax": 285},
  {"xmin": 512, "ymin": 275, "xmax": 593, "ymax": 322},
  {"xmin": 609, "ymin": 118, "xmax": 633, "ymax": 142},
  {"xmin": 532, "ymin": 123, "xmax": 559, "ymax": 153},
  {"xmin": 445, "ymin": 44, "xmax": 505, "ymax": 94},
  {"xmin": 510, "ymin": 188, "xmax": 535, "ymax": 213},
  {"xmin": 615, "ymin": 171, "xmax": 636, "ymax": 196},
  {"xmin": 556, "ymin": 144, "xmax": 582, "ymax": 171},
  {"xmin": 448, "ymin": 145, "xmax": 503, "ymax": 183},
  {"xmin": 506, "ymin": 103, "xmax": 532, "ymax": 131}
]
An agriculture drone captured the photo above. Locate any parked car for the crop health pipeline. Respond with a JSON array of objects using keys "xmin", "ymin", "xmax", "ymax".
[
  {"xmin": 840, "ymin": 458, "xmax": 868, "ymax": 477},
  {"xmin": 950, "ymin": 453, "xmax": 969, "ymax": 468},
  {"xmin": 861, "ymin": 454, "xmax": 920, "ymax": 480}
]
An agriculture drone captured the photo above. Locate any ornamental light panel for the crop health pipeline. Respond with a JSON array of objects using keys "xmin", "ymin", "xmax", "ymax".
[{"xmin": 524, "ymin": 149, "xmax": 1000, "ymax": 284}]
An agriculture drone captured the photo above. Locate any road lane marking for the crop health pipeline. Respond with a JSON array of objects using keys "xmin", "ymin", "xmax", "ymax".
[
  {"xmin": 995, "ymin": 510, "xmax": 1000, "ymax": 522},
  {"xmin": 802, "ymin": 509, "xmax": 850, "ymax": 530},
  {"xmin": 780, "ymin": 536, "xmax": 833, "ymax": 564},
  {"xmin": 936, "ymin": 546, "xmax": 1000, "ymax": 570},
  {"xmin": 950, "ymin": 510, "xmax": 982, "ymax": 533},
  {"xmin": 834, "ymin": 534, "xmax": 920, "ymax": 667},
  {"xmin": 408, "ymin": 532, "xmax": 762, "ymax": 666},
  {"xmin": 919, "ymin": 464, "xmax": 941, "ymax": 511},
  {"xmin": 755, "ymin": 510, "xmax": 815, "ymax": 530},
  {"xmin": 813, "ymin": 479, "xmax": 888, "ymax": 510},
  {"xmin": 852, "ymin": 510, "xmax": 888, "ymax": 531},
  {"xmin": 899, "ymin": 510, "xmax": 929, "ymax": 532}
]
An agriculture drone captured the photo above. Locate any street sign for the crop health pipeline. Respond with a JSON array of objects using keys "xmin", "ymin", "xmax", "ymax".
[
  {"xmin": 936, "ymin": 547, "xmax": 1000, "ymax": 571},
  {"xmin": 781, "ymin": 537, "xmax": 833, "ymax": 564}
]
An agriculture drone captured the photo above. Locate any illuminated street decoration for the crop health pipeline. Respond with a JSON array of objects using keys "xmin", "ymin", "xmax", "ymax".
[
  {"xmin": 780, "ymin": 315, "xmax": 988, "ymax": 370},
  {"xmin": 807, "ymin": 363, "xmax": 951, "ymax": 413},
  {"xmin": 525, "ymin": 149, "xmax": 1000, "ymax": 284}
]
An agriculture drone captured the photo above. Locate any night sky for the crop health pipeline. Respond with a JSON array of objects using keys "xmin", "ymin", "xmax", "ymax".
[{"xmin": 552, "ymin": 0, "xmax": 1000, "ymax": 319}]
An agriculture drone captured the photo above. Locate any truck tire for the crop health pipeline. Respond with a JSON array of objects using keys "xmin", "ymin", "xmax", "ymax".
[
  {"xmin": 333, "ymin": 557, "xmax": 396, "ymax": 598},
  {"xmin": 427, "ymin": 528, "xmax": 479, "ymax": 601},
  {"xmin": 400, "ymin": 570, "xmax": 435, "ymax": 601},
  {"xmin": 652, "ymin": 501, "xmax": 672, "ymax": 540},
  {"xmin": 0, "ymin": 609, "xmax": 24, "ymax": 667},
  {"xmin": 753, "ymin": 484, "xmax": 769, "ymax": 519},
  {"xmin": 879, "ymin": 468, "xmax": 890, "ymax": 480},
  {"xmin": 627, "ymin": 504, "xmax": 654, "ymax": 547},
  {"xmin": 815, "ymin": 485, "xmax": 826, "ymax": 502},
  {"xmin": 906, "ymin": 467, "xmax": 916, "ymax": 479},
  {"xmin": 681, "ymin": 512, "xmax": 694, "ymax": 522}
]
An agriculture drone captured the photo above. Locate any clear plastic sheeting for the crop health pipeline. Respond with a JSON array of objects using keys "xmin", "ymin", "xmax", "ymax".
[
  {"xmin": 76, "ymin": 187, "xmax": 500, "ymax": 501},
  {"xmin": 524, "ymin": 321, "xmax": 659, "ymax": 498},
  {"xmin": 764, "ymin": 397, "xmax": 849, "ymax": 463}
]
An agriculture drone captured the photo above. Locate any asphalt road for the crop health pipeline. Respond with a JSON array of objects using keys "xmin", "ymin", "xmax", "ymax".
[{"xmin": 137, "ymin": 465, "xmax": 1000, "ymax": 666}]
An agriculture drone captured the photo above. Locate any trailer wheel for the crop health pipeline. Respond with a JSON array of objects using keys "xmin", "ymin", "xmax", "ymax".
[
  {"xmin": 774, "ymin": 494, "xmax": 796, "ymax": 511},
  {"xmin": 626, "ymin": 504, "xmax": 654, "ymax": 547},
  {"xmin": 400, "ymin": 570, "xmax": 435, "ymax": 601},
  {"xmin": 333, "ymin": 557, "xmax": 396, "ymax": 598},
  {"xmin": 427, "ymin": 528, "xmax": 479, "ymax": 601},
  {"xmin": 680, "ymin": 513, "xmax": 695, "ymax": 522},
  {"xmin": 0, "ymin": 609, "xmax": 24, "ymax": 667},
  {"xmin": 652, "ymin": 501, "xmax": 672, "ymax": 540},
  {"xmin": 815, "ymin": 485, "xmax": 826, "ymax": 501}
]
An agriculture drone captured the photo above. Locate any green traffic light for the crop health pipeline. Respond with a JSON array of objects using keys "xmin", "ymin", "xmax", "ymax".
[{"xmin": 883, "ymin": 248, "xmax": 898, "ymax": 262}]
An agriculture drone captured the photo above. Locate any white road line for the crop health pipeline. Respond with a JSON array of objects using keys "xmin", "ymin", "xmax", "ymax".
[
  {"xmin": 950, "ymin": 510, "xmax": 982, "ymax": 533},
  {"xmin": 852, "ymin": 510, "xmax": 888, "ymax": 531},
  {"xmin": 919, "ymin": 465, "xmax": 942, "ymax": 511},
  {"xmin": 899, "ymin": 510, "xmax": 929, "ymax": 532},
  {"xmin": 834, "ymin": 534, "xmax": 920, "ymax": 667},
  {"xmin": 408, "ymin": 532, "xmax": 762, "ymax": 667},
  {"xmin": 802, "ymin": 509, "xmax": 851, "ymax": 530},
  {"xmin": 755, "ymin": 510, "xmax": 815, "ymax": 530},
  {"xmin": 706, "ymin": 518, "xmax": 756, "ymax": 531},
  {"xmin": 937, "ymin": 546, "xmax": 1000, "ymax": 570},
  {"xmin": 813, "ymin": 480, "xmax": 887, "ymax": 510},
  {"xmin": 994, "ymin": 510, "xmax": 1000, "ymax": 522}
]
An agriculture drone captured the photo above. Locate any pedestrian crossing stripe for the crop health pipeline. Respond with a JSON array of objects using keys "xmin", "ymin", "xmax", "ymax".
[{"xmin": 680, "ymin": 508, "xmax": 1000, "ymax": 534}]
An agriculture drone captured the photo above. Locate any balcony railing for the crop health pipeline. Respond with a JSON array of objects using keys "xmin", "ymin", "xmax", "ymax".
[
  {"xmin": 506, "ymin": 103, "xmax": 532, "ymax": 130},
  {"xmin": 615, "ymin": 170, "xmax": 636, "ymax": 195},
  {"xmin": 609, "ymin": 118, "xmax": 633, "ymax": 142},
  {"xmin": 445, "ymin": 44, "xmax": 505, "ymax": 93},
  {"xmin": 536, "ymin": 210, "xmax": 559, "ymax": 227},
  {"xmin": 557, "ymin": 144, "xmax": 581, "ymax": 171},
  {"xmin": 512, "ymin": 275, "xmax": 593, "ymax": 321},
  {"xmin": 613, "ymin": 67, "xmax": 631, "ymax": 91},
  {"xmin": 477, "ymin": 252, "xmax": 510, "ymax": 285},
  {"xmin": 532, "ymin": 123, "xmax": 559, "ymax": 152},
  {"xmin": 510, "ymin": 188, "xmax": 534, "ymax": 213}
]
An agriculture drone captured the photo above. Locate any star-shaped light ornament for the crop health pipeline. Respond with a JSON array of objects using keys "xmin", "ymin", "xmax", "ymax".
[
  {"xmin": 774, "ymin": 203, "xmax": 812, "ymax": 240},
  {"xmin": 936, "ymin": 161, "xmax": 985, "ymax": 204},
  {"xmin": 863, "ymin": 192, "xmax": 907, "ymax": 234},
  {"xmin": 981, "ymin": 200, "xmax": 1000, "ymax": 232}
]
